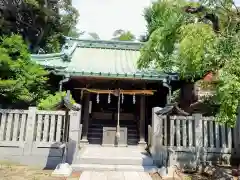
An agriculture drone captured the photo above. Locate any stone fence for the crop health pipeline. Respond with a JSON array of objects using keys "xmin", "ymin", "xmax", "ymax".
[
  {"xmin": 0, "ymin": 107, "xmax": 82, "ymax": 168},
  {"xmin": 150, "ymin": 107, "xmax": 239, "ymax": 171}
]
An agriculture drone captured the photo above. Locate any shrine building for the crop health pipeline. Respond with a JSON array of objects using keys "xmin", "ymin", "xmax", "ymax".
[{"xmin": 31, "ymin": 37, "xmax": 179, "ymax": 147}]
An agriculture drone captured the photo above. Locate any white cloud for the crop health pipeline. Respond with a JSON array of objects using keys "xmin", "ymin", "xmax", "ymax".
[{"xmin": 72, "ymin": 0, "xmax": 151, "ymax": 40}]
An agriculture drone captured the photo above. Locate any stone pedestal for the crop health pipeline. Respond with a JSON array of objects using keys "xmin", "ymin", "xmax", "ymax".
[
  {"xmin": 67, "ymin": 110, "xmax": 82, "ymax": 163},
  {"xmin": 102, "ymin": 127, "xmax": 127, "ymax": 146},
  {"xmin": 52, "ymin": 163, "xmax": 72, "ymax": 177}
]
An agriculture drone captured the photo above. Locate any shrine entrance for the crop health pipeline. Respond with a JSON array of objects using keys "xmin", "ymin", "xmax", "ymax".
[
  {"xmin": 89, "ymin": 91, "xmax": 138, "ymax": 146},
  {"xmin": 78, "ymin": 87, "xmax": 155, "ymax": 147}
]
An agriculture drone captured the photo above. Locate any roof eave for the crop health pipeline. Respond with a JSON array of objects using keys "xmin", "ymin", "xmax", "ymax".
[
  {"xmin": 31, "ymin": 52, "xmax": 65, "ymax": 60},
  {"xmin": 64, "ymin": 36, "xmax": 144, "ymax": 51},
  {"xmin": 64, "ymin": 36, "xmax": 144, "ymax": 46},
  {"xmin": 53, "ymin": 71, "xmax": 179, "ymax": 81}
]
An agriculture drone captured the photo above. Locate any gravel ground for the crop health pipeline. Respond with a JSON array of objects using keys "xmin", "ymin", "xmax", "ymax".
[
  {"xmin": 1, "ymin": 161, "xmax": 238, "ymax": 180},
  {"xmin": 150, "ymin": 172, "xmax": 210, "ymax": 180},
  {"xmin": 0, "ymin": 161, "xmax": 81, "ymax": 180},
  {"xmin": 149, "ymin": 165, "xmax": 240, "ymax": 180}
]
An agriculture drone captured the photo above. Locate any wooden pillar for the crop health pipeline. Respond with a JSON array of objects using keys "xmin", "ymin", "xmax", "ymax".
[
  {"xmin": 138, "ymin": 95, "xmax": 147, "ymax": 146},
  {"xmin": 81, "ymin": 92, "xmax": 90, "ymax": 144}
]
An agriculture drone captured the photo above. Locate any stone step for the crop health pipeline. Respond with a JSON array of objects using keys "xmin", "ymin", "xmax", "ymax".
[
  {"xmin": 87, "ymin": 131, "xmax": 139, "ymax": 139},
  {"xmin": 88, "ymin": 128, "xmax": 138, "ymax": 134},
  {"xmin": 89, "ymin": 125, "xmax": 137, "ymax": 130},
  {"xmin": 90, "ymin": 121, "xmax": 137, "ymax": 124},
  {"xmin": 88, "ymin": 127, "xmax": 138, "ymax": 131},
  {"xmin": 87, "ymin": 131, "xmax": 102, "ymax": 135},
  {"xmin": 87, "ymin": 131, "xmax": 139, "ymax": 137},
  {"xmin": 127, "ymin": 138, "xmax": 139, "ymax": 141},
  {"xmin": 87, "ymin": 133, "xmax": 139, "ymax": 138},
  {"xmin": 91, "ymin": 122, "xmax": 137, "ymax": 126},
  {"xmin": 86, "ymin": 140, "xmax": 139, "ymax": 145},
  {"xmin": 87, "ymin": 137, "xmax": 102, "ymax": 140},
  {"xmin": 71, "ymin": 164, "xmax": 158, "ymax": 172},
  {"xmin": 88, "ymin": 132, "xmax": 139, "ymax": 138},
  {"xmin": 79, "ymin": 171, "xmax": 153, "ymax": 180},
  {"xmin": 127, "ymin": 141, "xmax": 139, "ymax": 145},
  {"xmin": 87, "ymin": 137, "xmax": 139, "ymax": 143},
  {"xmin": 91, "ymin": 120, "xmax": 137, "ymax": 124},
  {"xmin": 87, "ymin": 139, "xmax": 139, "ymax": 145},
  {"xmin": 87, "ymin": 134, "xmax": 138, "ymax": 139},
  {"xmin": 88, "ymin": 121, "xmax": 139, "ymax": 145},
  {"xmin": 87, "ymin": 139, "xmax": 102, "ymax": 145},
  {"xmin": 76, "ymin": 155, "xmax": 154, "ymax": 166}
]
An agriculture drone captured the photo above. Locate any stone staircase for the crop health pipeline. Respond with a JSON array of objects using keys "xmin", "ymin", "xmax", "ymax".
[
  {"xmin": 72, "ymin": 146, "xmax": 158, "ymax": 172},
  {"xmin": 87, "ymin": 119, "xmax": 139, "ymax": 145}
]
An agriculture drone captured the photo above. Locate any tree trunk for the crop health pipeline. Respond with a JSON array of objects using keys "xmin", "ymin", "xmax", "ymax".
[{"xmin": 179, "ymin": 82, "xmax": 198, "ymax": 113}]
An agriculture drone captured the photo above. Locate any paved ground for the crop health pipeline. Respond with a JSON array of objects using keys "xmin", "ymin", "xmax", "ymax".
[
  {"xmin": 75, "ymin": 146, "xmax": 156, "ymax": 179},
  {"xmin": 79, "ymin": 171, "xmax": 152, "ymax": 180}
]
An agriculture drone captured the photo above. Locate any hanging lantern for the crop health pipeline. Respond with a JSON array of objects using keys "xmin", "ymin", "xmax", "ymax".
[
  {"xmin": 121, "ymin": 93, "xmax": 124, "ymax": 104},
  {"xmin": 133, "ymin": 94, "xmax": 136, "ymax": 104},
  {"xmin": 96, "ymin": 93, "xmax": 100, "ymax": 103},
  {"xmin": 108, "ymin": 93, "xmax": 111, "ymax": 103}
]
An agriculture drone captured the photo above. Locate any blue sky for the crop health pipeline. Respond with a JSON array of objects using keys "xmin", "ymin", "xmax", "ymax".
[{"xmin": 72, "ymin": 0, "xmax": 240, "ymax": 40}]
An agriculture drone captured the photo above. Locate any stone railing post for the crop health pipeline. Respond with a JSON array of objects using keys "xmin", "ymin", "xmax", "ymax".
[
  {"xmin": 234, "ymin": 108, "xmax": 240, "ymax": 158},
  {"xmin": 67, "ymin": 107, "xmax": 82, "ymax": 164},
  {"xmin": 193, "ymin": 113, "xmax": 204, "ymax": 167},
  {"xmin": 24, "ymin": 107, "xmax": 37, "ymax": 156},
  {"xmin": 150, "ymin": 107, "xmax": 164, "ymax": 165}
]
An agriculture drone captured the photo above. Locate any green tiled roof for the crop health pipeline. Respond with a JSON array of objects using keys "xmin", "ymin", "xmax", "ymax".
[
  {"xmin": 30, "ymin": 37, "xmax": 179, "ymax": 81},
  {"xmin": 31, "ymin": 53, "xmax": 68, "ymax": 69}
]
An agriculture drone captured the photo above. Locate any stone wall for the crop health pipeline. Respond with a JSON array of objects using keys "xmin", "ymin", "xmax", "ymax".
[
  {"xmin": 150, "ymin": 107, "xmax": 236, "ymax": 170},
  {"xmin": 0, "ymin": 107, "xmax": 82, "ymax": 168}
]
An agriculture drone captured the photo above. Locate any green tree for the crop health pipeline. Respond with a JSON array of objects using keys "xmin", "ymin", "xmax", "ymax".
[
  {"xmin": 112, "ymin": 29, "xmax": 136, "ymax": 41},
  {"xmin": 0, "ymin": 0, "xmax": 80, "ymax": 53},
  {"xmin": 38, "ymin": 0, "xmax": 80, "ymax": 53},
  {"xmin": 89, "ymin": 32, "xmax": 100, "ymax": 40},
  {"xmin": 0, "ymin": 35, "xmax": 49, "ymax": 107},
  {"xmin": 38, "ymin": 91, "xmax": 76, "ymax": 110},
  {"xmin": 138, "ymin": 0, "xmax": 240, "ymax": 125},
  {"xmin": 68, "ymin": 27, "xmax": 83, "ymax": 38}
]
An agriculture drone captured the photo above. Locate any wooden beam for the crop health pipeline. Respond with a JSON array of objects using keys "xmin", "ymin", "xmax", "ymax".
[{"xmin": 74, "ymin": 88, "xmax": 156, "ymax": 95}]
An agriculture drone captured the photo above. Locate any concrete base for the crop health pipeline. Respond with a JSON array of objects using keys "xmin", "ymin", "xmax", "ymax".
[
  {"xmin": 51, "ymin": 163, "xmax": 72, "ymax": 177},
  {"xmin": 158, "ymin": 166, "xmax": 167, "ymax": 177},
  {"xmin": 161, "ymin": 166, "xmax": 178, "ymax": 179},
  {"xmin": 102, "ymin": 144, "xmax": 127, "ymax": 147},
  {"xmin": 73, "ymin": 145, "xmax": 157, "ymax": 172},
  {"xmin": 80, "ymin": 139, "xmax": 89, "ymax": 147},
  {"xmin": 79, "ymin": 171, "xmax": 153, "ymax": 180},
  {"xmin": 138, "ymin": 141, "xmax": 147, "ymax": 148},
  {"xmin": 72, "ymin": 164, "xmax": 158, "ymax": 172}
]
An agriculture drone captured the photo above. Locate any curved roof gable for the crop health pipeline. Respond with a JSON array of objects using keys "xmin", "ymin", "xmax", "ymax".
[{"xmin": 31, "ymin": 37, "xmax": 179, "ymax": 81}]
